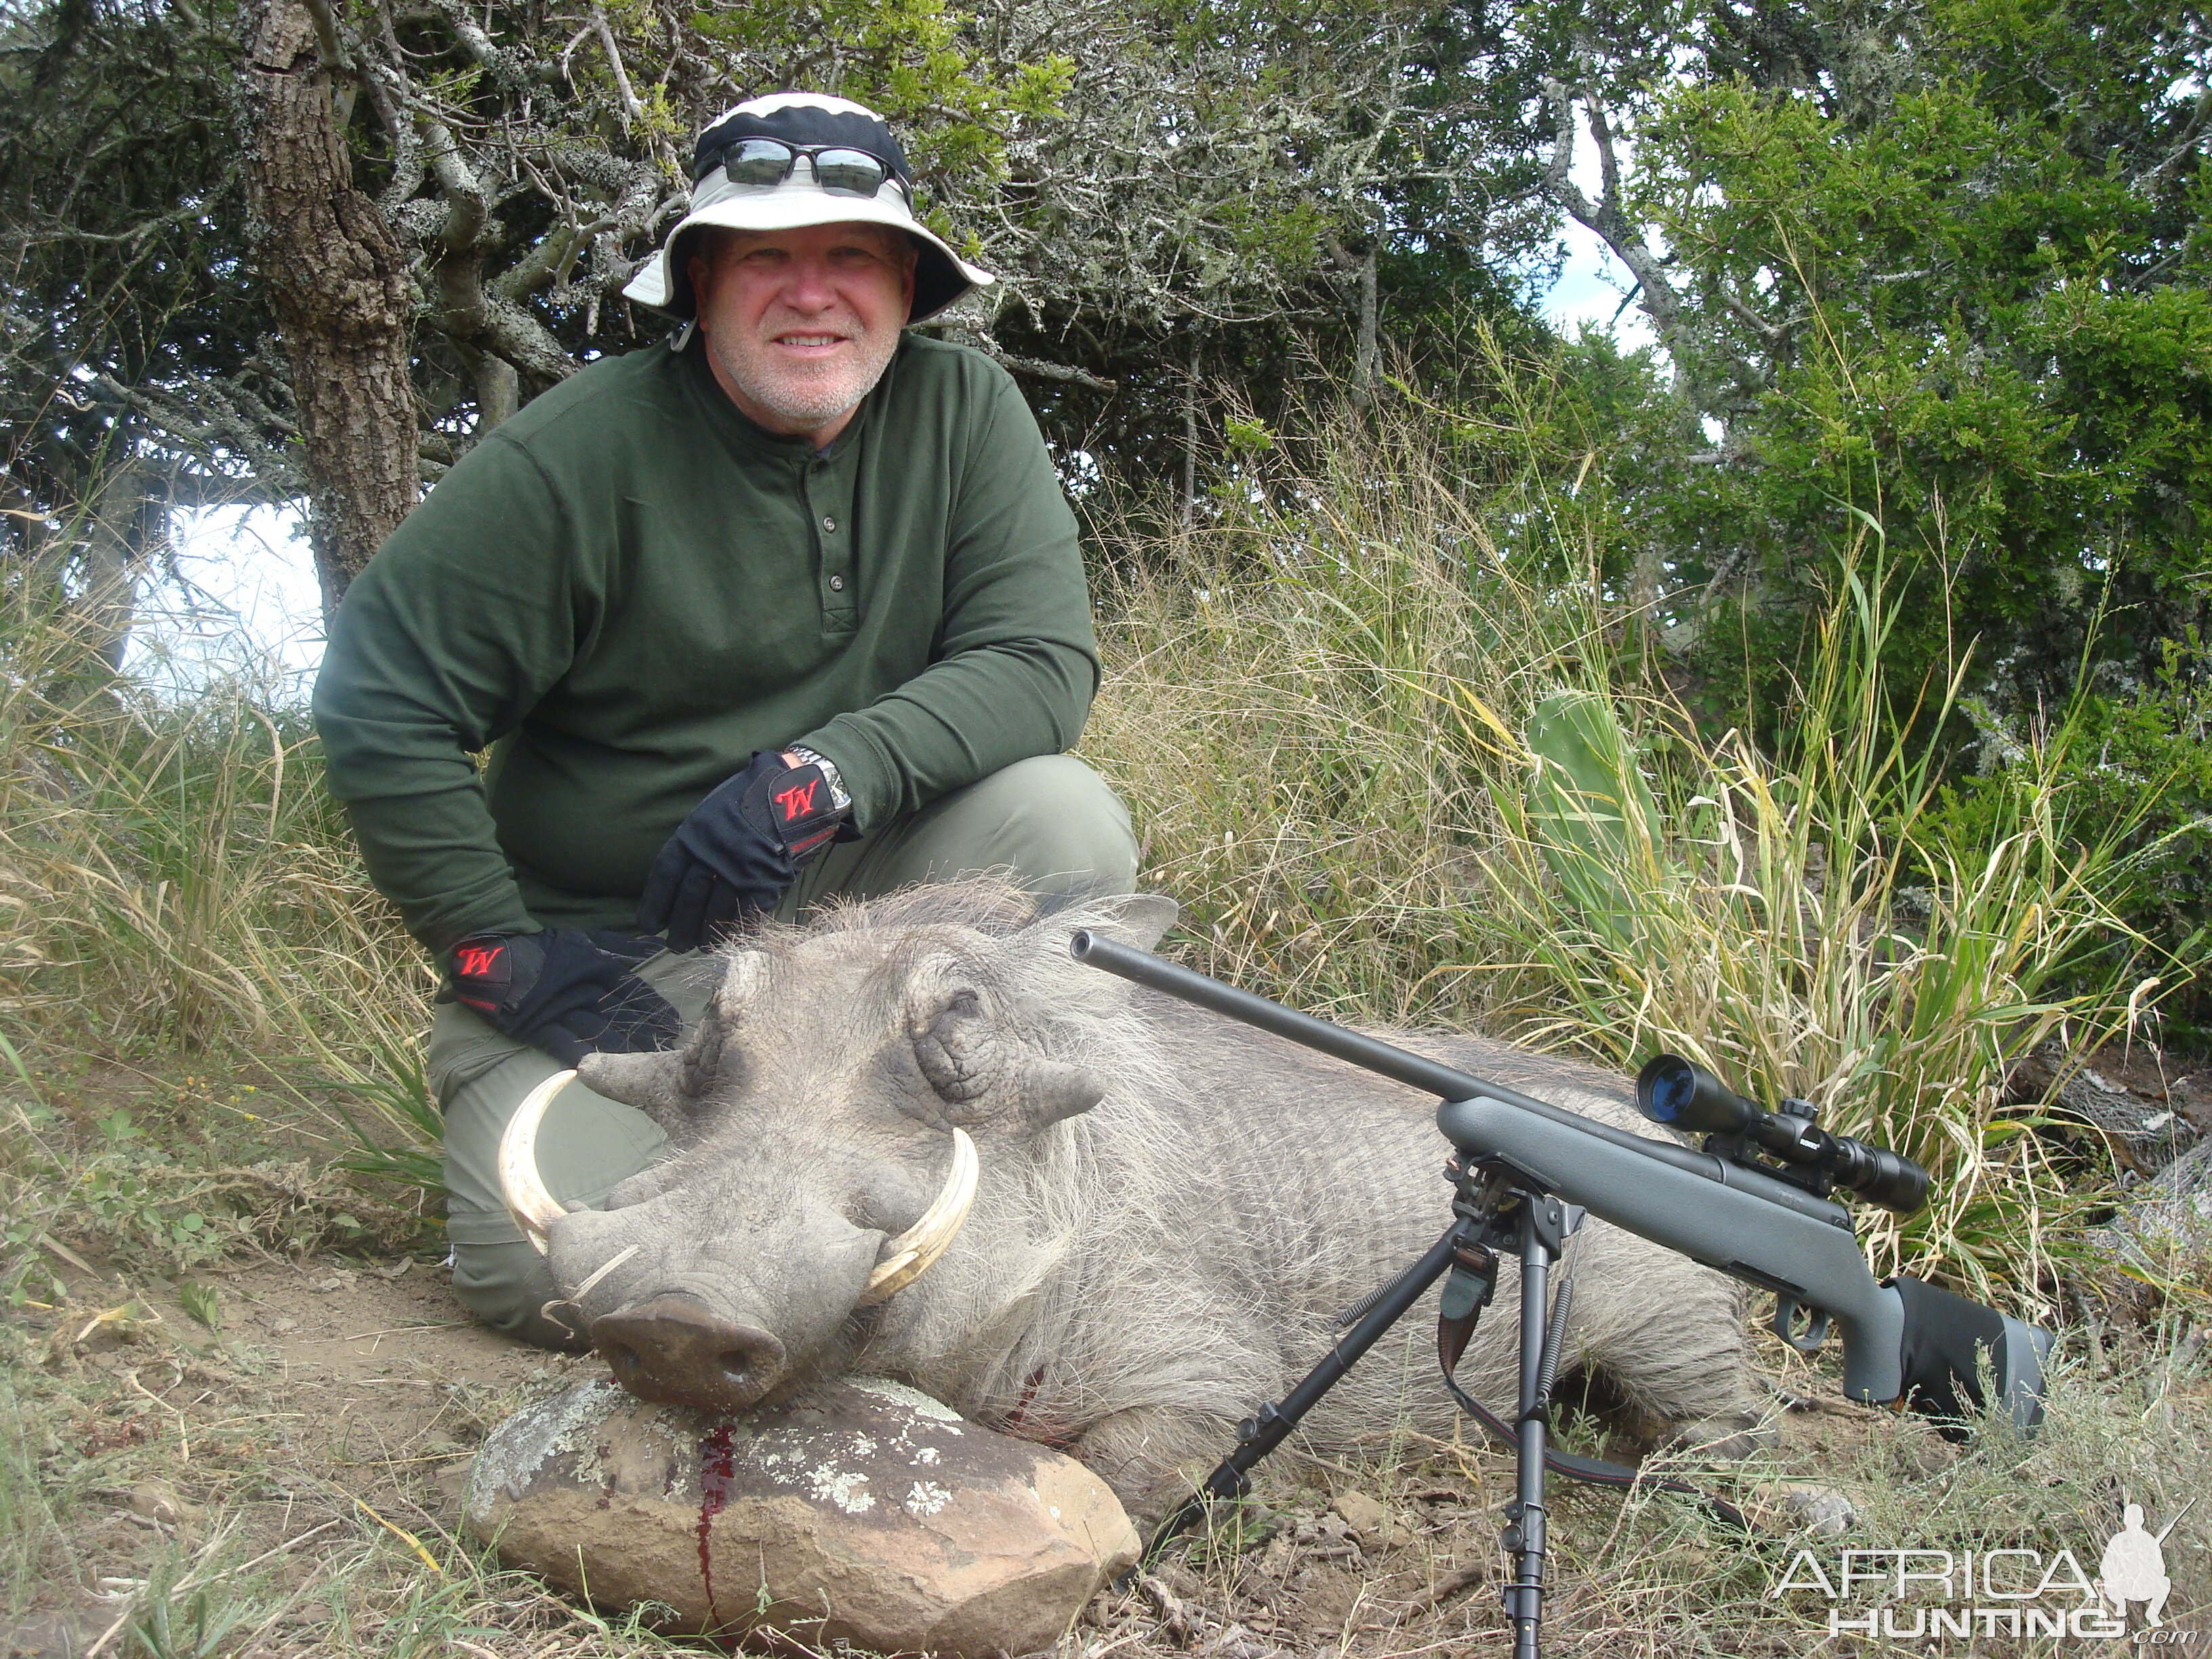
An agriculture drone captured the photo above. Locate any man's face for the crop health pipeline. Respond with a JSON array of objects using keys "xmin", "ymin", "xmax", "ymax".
[{"xmin": 688, "ymin": 222, "xmax": 918, "ymax": 445}]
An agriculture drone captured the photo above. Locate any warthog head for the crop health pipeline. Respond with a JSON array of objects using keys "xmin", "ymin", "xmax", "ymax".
[{"xmin": 498, "ymin": 884, "xmax": 1177, "ymax": 1416}]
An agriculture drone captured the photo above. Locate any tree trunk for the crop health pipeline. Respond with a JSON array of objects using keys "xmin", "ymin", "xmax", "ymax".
[
  {"xmin": 79, "ymin": 457, "xmax": 151, "ymax": 672},
  {"xmin": 1353, "ymin": 244, "xmax": 1378, "ymax": 407},
  {"xmin": 243, "ymin": 0, "xmax": 417, "ymax": 613}
]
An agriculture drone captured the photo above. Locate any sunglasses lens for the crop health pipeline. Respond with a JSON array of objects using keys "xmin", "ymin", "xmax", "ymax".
[
  {"xmin": 811, "ymin": 148, "xmax": 891, "ymax": 196},
  {"xmin": 724, "ymin": 138, "xmax": 798, "ymax": 186}
]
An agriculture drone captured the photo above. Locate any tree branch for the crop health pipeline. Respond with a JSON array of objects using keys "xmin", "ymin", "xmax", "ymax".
[
  {"xmin": 1540, "ymin": 76, "xmax": 1766, "ymax": 401},
  {"xmin": 931, "ymin": 325, "xmax": 1118, "ymax": 390},
  {"xmin": 590, "ymin": 7, "xmax": 645, "ymax": 130}
]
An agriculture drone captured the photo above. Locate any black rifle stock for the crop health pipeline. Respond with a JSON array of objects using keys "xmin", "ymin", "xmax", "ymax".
[{"xmin": 1068, "ymin": 930, "xmax": 2051, "ymax": 1431}]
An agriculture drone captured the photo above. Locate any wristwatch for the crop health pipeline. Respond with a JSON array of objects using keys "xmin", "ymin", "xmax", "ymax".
[{"xmin": 785, "ymin": 745, "xmax": 852, "ymax": 814}]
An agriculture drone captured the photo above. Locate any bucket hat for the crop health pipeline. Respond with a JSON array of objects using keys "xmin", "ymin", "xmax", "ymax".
[{"xmin": 622, "ymin": 93, "xmax": 994, "ymax": 324}]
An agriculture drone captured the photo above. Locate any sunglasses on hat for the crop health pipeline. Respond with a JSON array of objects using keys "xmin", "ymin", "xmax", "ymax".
[{"xmin": 699, "ymin": 137, "xmax": 909, "ymax": 200}]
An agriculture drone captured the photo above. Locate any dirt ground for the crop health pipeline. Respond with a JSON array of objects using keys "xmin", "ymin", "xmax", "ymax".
[
  {"xmin": 4, "ymin": 1244, "xmax": 599, "ymax": 1657},
  {"xmin": 11, "ymin": 1237, "xmax": 2206, "ymax": 1659},
  {"xmin": 0, "ymin": 1240, "xmax": 1776, "ymax": 1651}
]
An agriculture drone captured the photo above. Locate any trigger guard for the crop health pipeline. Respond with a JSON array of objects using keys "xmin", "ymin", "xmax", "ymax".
[{"xmin": 1774, "ymin": 1296, "xmax": 1830, "ymax": 1354}]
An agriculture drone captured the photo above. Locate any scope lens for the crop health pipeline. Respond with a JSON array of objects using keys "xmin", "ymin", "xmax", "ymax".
[{"xmin": 1637, "ymin": 1056, "xmax": 1697, "ymax": 1124}]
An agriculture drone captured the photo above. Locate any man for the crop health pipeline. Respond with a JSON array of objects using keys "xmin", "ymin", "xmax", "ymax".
[{"xmin": 312, "ymin": 93, "xmax": 1139, "ymax": 1348}]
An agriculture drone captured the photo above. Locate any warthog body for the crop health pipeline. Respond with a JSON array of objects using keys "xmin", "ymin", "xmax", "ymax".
[{"xmin": 544, "ymin": 883, "xmax": 1765, "ymax": 1513}]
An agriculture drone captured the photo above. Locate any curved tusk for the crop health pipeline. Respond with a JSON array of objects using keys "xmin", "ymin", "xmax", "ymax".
[
  {"xmin": 859, "ymin": 1127, "xmax": 978, "ymax": 1305},
  {"xmin": 498, "ymin": 1069, "xmax": 576, "ymax": 1255}
]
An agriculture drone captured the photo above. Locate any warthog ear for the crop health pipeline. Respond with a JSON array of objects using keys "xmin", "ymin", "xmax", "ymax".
[{"xmin": 1038, "ymin": 891, "xmax": 1179, "ymax": 954}]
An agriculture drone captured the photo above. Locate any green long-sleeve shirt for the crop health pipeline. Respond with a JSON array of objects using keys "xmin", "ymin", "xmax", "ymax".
[{"xmin": 312, "ymin": 334, "xmax": 1097, "ymax": 954}]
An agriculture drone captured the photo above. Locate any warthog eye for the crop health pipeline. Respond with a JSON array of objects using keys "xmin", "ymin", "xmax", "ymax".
[{"xmin": 681, "ymin": 1008, "xmax": 724, "ymax": 1097}]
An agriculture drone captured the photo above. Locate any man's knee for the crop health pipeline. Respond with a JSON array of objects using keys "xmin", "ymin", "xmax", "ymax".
[
  {"xmin": 982, "ymin": 754, "xmax": 1139, "ymax": 891},
  {"xmin": 876, "ymin": 754, "xmax": 1137, "ymax": 896},
  {"xmin": 432, "ymin": 993, "xmax": 684, "ymax": 1351},
  {"xmin": 450, "ymin": 1234, "xmax": 592, "ymax": 1351}
]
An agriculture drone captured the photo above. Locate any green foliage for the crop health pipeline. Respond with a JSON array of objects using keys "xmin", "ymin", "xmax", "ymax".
[
  {"xmin": 1484, "ymin": 559, "xmax": 2148, "ymax": 1290},
  {"xmin": 1097, "ymin": 398, "xmax": 2168, "ymax": 1297},
  {"xmin": 176, "ymin": 1278, "xmax": 222, "ymax": 1332},
  {"xmin": 687, "ymin": 0, "xmax": 1041, "ymax": 190},
  {"xmin": 1614, "ymin": 0, "xmax": 2211, "ymax": 726},
  {"xmin": 0, "ymin": 0, "xmax": 260, "ymax": 546},
  {"xmin": 1518, "ymin": 691, "xmax": 1662, "ymax": 949},
  {"xmin": 14, "ymin": 1092, "xmax": 386, "ymax": 1273},
  {"xmin": 1922, "ymin": 636, "xmax": 2212, "ymax": 1036}
]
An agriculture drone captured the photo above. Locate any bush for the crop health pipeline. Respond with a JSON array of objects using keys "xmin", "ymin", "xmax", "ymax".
[{"xmin": 1922, "ymin": 637, "xmax": 2212, "ymax": 1042}]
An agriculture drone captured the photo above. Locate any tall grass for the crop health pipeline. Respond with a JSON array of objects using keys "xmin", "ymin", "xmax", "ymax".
[
  {"xmin": 1085, "ymin": 396, "xmax": 1612, "ymax": 1023},
  {"xmin": 1090, "ymin": 396, "xmax": 2156, "ymax": 1300},
  {"xmin": 0, "ymin": 582, "xmax": 428, "ymax": 1125},
  {"xmin": 1483, "ymin": 560, "xmax": 2152, "ymax": 1294}
]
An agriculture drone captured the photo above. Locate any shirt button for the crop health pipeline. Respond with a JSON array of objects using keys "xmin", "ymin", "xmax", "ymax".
[
  {"xmin": 828, "ymin": 575, "xmax": 846, "ymax": 592},
  {"xmin": 821, "ymin": 515, "xmax": 837, "ymax": 533}
]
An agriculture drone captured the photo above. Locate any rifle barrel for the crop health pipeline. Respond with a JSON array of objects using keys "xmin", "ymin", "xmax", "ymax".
[{"xmin": 1068, "ymin": 930, "xmax": 1848, "ymax": 1226}]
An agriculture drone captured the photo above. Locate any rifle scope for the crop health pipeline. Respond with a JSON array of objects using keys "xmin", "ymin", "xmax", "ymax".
[{"xmin": 1636, "ymin": 1054, "xmax": 1931, "ymax": 1214}]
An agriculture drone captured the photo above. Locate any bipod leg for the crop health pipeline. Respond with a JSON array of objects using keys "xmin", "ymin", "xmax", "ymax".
[
  {"xmin": 1500, "ymin": 1193, "xmax": 1581, "ymax": 1659},
  {"xmin": 1143, "ymin": 1215, "xmax": 1475, "ymax": 1563}
]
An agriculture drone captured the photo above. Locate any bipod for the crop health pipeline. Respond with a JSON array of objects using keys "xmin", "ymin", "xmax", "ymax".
[
  {"xmin": 1432, "ymin": 1164, "xmax": 1584, "ymax": 1659},
  {"xmin": 1143, "ymin": 1160, "xmax": 1583, "ymax": 1659},
  {"xmin": 1141, "ymin": 1211, "xmax": 1479, "ymax": 1560}
]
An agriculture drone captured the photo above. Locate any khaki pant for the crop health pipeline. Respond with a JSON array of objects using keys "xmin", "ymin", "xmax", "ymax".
[{"xmin": 430, "ymin": 754, "xmax": 1138, "ymax": 1349}]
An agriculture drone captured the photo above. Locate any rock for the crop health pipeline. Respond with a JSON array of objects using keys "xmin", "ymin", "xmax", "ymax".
[
  {"xmin": 127, "ymin": 1479, "xmax": 203, "ymax": 1538},
  {"xmin": 466, "ymin": 1375, "xmax": 1138, "ymax": 1656},
  {"xmin": 1329, "ymin": 1490, "xmax": 1387, "ymax": 1539},
  {"xmin": 2007, "ymin": 1041, "xmax": 2198, "ymax": 1175},
  {"xmin": 1780, "ymin": 1486, "xmax": 1857, "ymax": 1538},
  {"xmin": 2092, "ymin": 1137, "xmax": 2212, "ymax": 1273}
]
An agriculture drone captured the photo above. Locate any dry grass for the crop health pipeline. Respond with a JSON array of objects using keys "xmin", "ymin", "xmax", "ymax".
[
  {"xmin": 0, "ymin": 585, "xmax": 434, "ymax": 1138},
  {"xmin": 1084, "ymin": 400, "xmax": 1610, "ymax": 1027},
  {"xmin": 1088, "ymin": 423, "xmax": 2150, "ymax": 1305},
  {"xmin": 1473, "ymin": 562, "xmax": 2153, "ymax": 1297}
]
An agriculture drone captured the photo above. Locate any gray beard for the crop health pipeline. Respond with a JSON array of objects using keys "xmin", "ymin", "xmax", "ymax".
[{"xmin": 714, "ymin": 331, "xmax": 899, "ymax": 434}]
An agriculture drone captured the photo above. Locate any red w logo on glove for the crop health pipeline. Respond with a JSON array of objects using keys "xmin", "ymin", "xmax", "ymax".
[
  {"xmin": 454, "ymin": 943, "xmax": 504, "ymax": 979},
  {"xmin": 773, "ymin": 779, "xmax": 820, "ymax": 823}
]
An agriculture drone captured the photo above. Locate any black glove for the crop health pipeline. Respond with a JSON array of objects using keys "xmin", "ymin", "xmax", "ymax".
[
  {"xmin": 447, "ymin": 928, "xmax": 681, "ymax": 1067},
  {"xmin": 636, "ymin": 751, "xmax": 849, "ymax": 952}
]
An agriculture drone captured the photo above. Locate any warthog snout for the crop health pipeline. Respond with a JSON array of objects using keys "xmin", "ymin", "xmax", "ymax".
[{"xmin": 590, "ymin": 1294, "xmax": 788, "ymax": 1413}]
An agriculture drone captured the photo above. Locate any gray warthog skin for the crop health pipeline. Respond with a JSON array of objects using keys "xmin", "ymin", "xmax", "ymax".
[{"xmin": 555, "ymin": 882, "xmax": 1766, "ymax": 1515}]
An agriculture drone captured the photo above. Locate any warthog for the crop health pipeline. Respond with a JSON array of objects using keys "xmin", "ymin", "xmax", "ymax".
[{"xmin": 501, "ymin": 882, "xmax": 1766, "ymax": 1514}]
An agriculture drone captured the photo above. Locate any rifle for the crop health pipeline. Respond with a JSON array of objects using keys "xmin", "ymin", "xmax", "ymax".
[{"xmin": 1069, "ymin": 930, "xmax": 2053, "ymax": 1659}]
